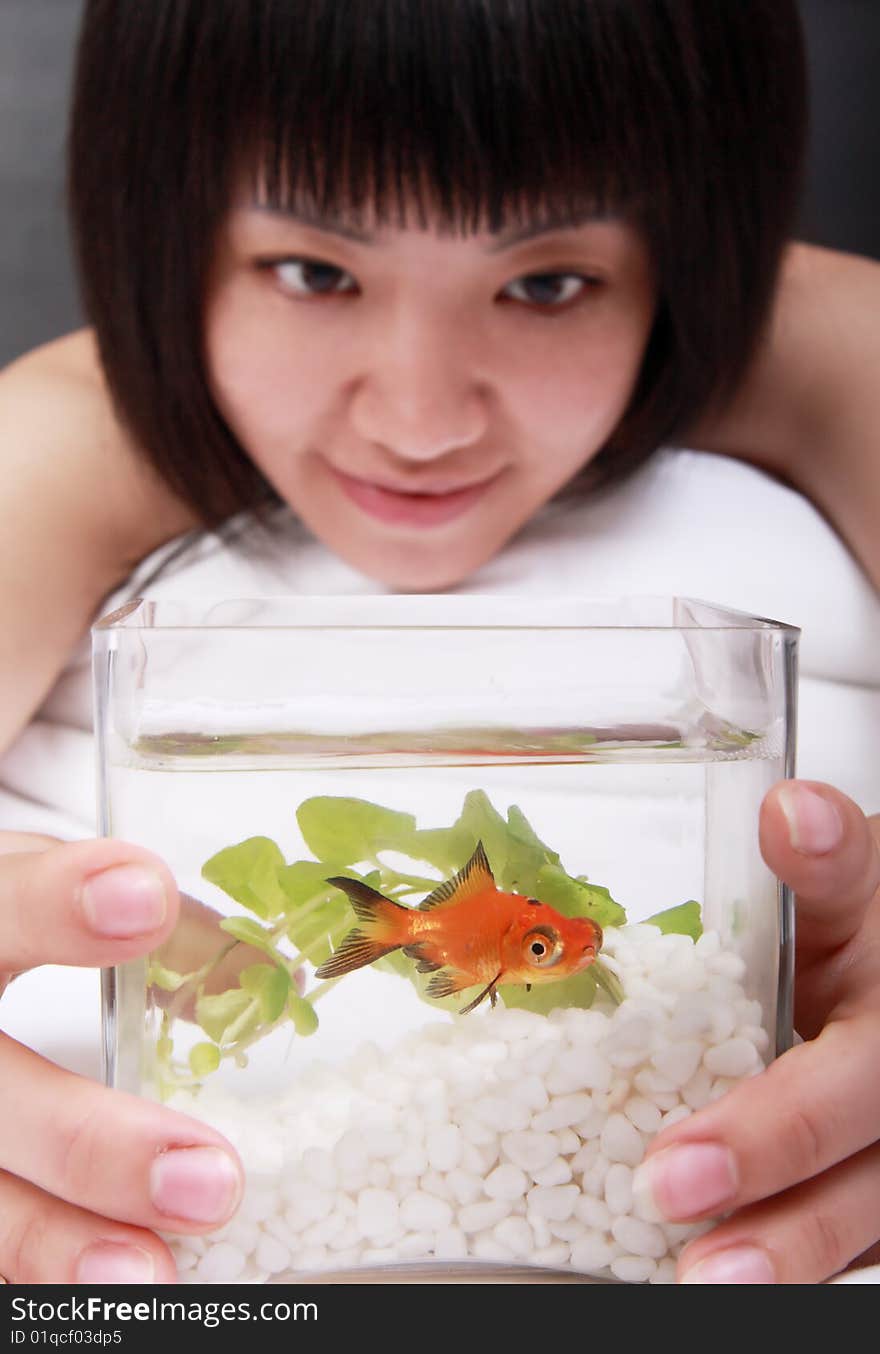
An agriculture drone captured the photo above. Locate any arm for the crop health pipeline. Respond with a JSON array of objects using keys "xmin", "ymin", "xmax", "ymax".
[
  {"xmin": 689, "ymin": 242, "xmax": 880, "ymax": 591},
  {"xmin": 0, "ymin": 329, "xmax": 197, "ymax": 755}
]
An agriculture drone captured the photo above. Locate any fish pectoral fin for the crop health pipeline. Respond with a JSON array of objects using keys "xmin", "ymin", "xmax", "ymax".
[
  {"xmin": 458, "ymin": 972, "xmax": 503, "ymax": 1016},
  {"xmin": 425, "ymin": 967, "xmax": 476, "ymax": 1000},
  {"xmin": 402, "ymin": 943, "xmax": 443, "ymax": 974}
]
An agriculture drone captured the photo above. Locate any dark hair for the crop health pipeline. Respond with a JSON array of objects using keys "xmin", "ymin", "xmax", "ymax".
[{"xmin": 69, "ymin": 0, "xmax": 807, "ymax": 524}]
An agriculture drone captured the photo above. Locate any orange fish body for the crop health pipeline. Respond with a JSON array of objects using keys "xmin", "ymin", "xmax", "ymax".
[{"xmin": 314, "ymin": 841, "xmax": 602, "ymax": 1013}]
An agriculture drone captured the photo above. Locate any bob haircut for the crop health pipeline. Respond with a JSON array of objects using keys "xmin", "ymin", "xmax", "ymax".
[{"xmin": 69, "ymin": 0, "xmax": 807, "ymax": 524}]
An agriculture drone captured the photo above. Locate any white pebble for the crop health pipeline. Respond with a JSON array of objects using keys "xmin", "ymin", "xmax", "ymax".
[
  {"xmin": 704, "ymin": 1037, "xmax": 761, "ymax": 1078},
  {"xmin": 356, "ymin": 1188, "xmax": 400, "ymax": 1241},
  {"xmin": 397, "ymin": 1231, "xmax": 434, "ymax": 1258},
  {"xmin": 546, "ymin": 1048, "xmax": 612, "ymax": 1095},
  {"xmin": 472, "ymin": 1236, "xmax": 515, "ymax": 1263},
  {"xmin": 604, "ymin": 1163, "xmax": 634, "ymax": 1214},
  {"xmin": 651, "ymin": 1040, "xmax": 704, "ymax": 1087},
  {"xmin": 601, "ymin": 1112, "xmax": 646, "ymax": 1167},
  {"xmin": 459, "ymin": 1199, "xmax": 511, "ymax": 1233},
  {"xmin": 570, "ymin": 1234, "xmax": 616, "ymax": 1274},
  {"xmin": 526, "ymin": 1185, "xmax": 579, "ymax": 1221},
  {"xmin": 681, "ymin": 1066, "xmax": 714, "ymax": 1110},
  {"xmin": 446, "ymin": 1169, "xmax": 483, "ymax": 1206},
  {"xmin": 533, "ymin": 1242, "xmax": 571, "ymax": 1268},
  {"xmin": 574, "ymin": 1194, "xmax": 612, "ymax": 1229},
  {"xmin": 611, "ymin": 1216, "xmax": 668, "ymax": 1259},
  {"xmin": 533, "ymin": 1093, "xmax": 593, "ymax": 1131},
  {"xmin": 531, "ymin": 1157, "xmax": 573, "ymax": 1188},
  {"xmin": 420, "ymin": 1169, "xmax": 451, "ymax": 1200},
  {"xmin": 493, "ymin": 1216, "xmax": 535, "ymax": 1256},
  {"xmin": 623, "ymin": 1097, "xmax": 662, "ymax": 1134},
  {"xmin": 434, "ymin": 1226, "xmax": 468, "ymax": 1259},
  {"xmin": 610, "ymin": 1255, "xmax": 657, "ymax": 1283},
  {"xmin": 501, "ymin": 1131, "xmax": 560, "ymax": 1173},
  {"xmin": 399, "ymin": 1191, "xmax": 454, "ymax": 1231},
  {"xmin": 195, "ymin": 1243, "xmax": 246, "ymax": 1283},
  {"xmin": 255, "ymin": 1234, "xmax": 292, "ymax": 1275},
  {"xmin": 471, "ymin": 1096, "xmax": 530, "ymax": 1133},
  {"xmin": 509, "ymin": 1075, "xmax": 550, "ymax": 1112},
  {"xmin": 650, "ymin": 1258, "xmax": 679, "ymax": 1284},
  {"xmin": 485, "ymin": 1163, "xmax": 529, "ymax": 1201},
  {"xmin": 425, "ymin": 1124, "xmax": 463, "ymax": 1172}
]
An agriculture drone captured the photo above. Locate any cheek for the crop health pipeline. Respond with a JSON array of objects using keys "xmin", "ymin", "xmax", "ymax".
[
  {"xmin": 204, "ymin": 288, "xmax": 332, "ymax": 450},
  {"xmin": 504, "ymin": 320, "xmax": 651, "ymax": 475}
]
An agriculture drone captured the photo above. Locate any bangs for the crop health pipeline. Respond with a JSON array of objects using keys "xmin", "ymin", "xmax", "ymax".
[{"xmin": 204, "ymin": 0, "xmax": 681, "ymax": 234}]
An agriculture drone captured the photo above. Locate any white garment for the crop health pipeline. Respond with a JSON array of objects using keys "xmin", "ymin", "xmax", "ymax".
[{"xmin": 2, "ymin": 446, "xmax": 878, "ymax": 839}]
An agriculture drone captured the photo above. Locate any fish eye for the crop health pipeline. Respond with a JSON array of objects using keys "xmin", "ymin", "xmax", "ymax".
[{"xmin": 522, "ymin": 926, "xmax": 564, "ymax": 969}]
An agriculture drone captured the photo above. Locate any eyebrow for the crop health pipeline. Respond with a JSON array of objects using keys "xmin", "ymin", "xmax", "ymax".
[{"xmin": 251, "ymin": 203, "xmax": 608, "ymax": 252}]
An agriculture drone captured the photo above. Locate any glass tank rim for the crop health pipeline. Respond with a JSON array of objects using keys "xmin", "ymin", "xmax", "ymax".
[{"xmin": 92, "ymin": 595, "xmax": 801, "ymax": 636}]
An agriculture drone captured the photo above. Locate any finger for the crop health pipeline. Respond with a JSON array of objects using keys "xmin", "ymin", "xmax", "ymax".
[
  {"xmin": 675, "ymin": 1138, "xmax": 880, "ymax": 1284},
  {"xmin": 632, "ymin": 1015, "xmax": 880, "ymax": 1226},
  {"xmin": 760, "ymin": 780, "xmax": 880, "ymax": 957},
  {"xmin": 0, "ymin": 1169, "xmax": 178, "ymax": 1284},
  {"xmin": 0, "ymin": 838, "xmax": 180, "ymax": 973},
  {"xmin": 0, "ymin": 1034, "xmax": 243, "ymax": 1236}
]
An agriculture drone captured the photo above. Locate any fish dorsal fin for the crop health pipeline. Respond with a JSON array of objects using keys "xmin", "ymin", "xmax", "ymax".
[{"xmin": 418, "ymin": 840, "xmax": 496, "ymax": 911}]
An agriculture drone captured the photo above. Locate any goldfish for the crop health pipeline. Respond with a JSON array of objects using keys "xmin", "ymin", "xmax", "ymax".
[{"xmin": 314, "ymin": 841, "xmax": 603, "ymax": 1013}]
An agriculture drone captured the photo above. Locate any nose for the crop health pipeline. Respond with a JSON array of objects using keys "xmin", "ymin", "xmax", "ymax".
[{"xmin": 348, "ymin": 308, "xmax": 489, "ymax": 462}]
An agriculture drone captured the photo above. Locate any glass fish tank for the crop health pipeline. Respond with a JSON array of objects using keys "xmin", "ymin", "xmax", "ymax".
[{"xmin": 93, "ymin": 595, "xmax": 798, "ymax": 1285}]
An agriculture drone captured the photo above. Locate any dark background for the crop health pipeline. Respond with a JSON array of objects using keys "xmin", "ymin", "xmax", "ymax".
[{"xmin": 1, "ymin": 0, "xmax": 878, "ymax": 367}]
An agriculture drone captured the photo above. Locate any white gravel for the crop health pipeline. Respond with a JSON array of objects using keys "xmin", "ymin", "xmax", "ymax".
[{"xmin": 165, "ymin": 924, "xmax": 769, "ymax": 1284}]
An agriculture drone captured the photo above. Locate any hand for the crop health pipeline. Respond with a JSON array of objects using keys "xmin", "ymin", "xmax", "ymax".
[
  {"xmin": 0, "ymin": 833, "xmax": 245, "ymax": 1284},
  {"xmin": 632, "ymin": 780, "xmax": 880, "ymax": 1283}
]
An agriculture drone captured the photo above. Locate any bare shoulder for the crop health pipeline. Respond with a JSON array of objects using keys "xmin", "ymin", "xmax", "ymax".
[
  {"xmin": 0, "ymin": 329, "xmax": 196, "ymax": 567},
  {"xmin": 0, "ymin": 331, "xmax": 198, "ymax": 755},
  {"xmin": 691, "ymin": 242, "xmax": 880, "ymax": 589}
]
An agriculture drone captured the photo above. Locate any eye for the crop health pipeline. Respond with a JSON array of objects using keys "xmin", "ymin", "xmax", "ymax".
[
  {"xmin": 260, "ymin": 257, "xmax": 358, "ymax": 298},
  {"xmin": 501, "ymin": 272, "xmax": 598, "ymax": 309},
  {"xmin": 522, "ymin": 926, "xmax": 565, "ymax": 969}
]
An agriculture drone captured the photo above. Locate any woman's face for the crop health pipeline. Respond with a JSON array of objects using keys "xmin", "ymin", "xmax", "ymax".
[{"xmin": 205, "ymin": 200, "xmax": 656, "ymax": 589}]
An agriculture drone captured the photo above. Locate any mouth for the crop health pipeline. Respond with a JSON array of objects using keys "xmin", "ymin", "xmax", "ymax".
[{"xmin": 329, "ymin": 465, "xmax": 501, "ymax": 528}]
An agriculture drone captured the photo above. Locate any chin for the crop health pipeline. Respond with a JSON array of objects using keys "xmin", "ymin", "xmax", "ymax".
[{"xmin": 347, "ymin": 543, "xmax": 489, "ymax": 593}]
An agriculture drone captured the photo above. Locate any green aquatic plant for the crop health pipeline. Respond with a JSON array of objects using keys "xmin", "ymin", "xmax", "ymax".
[{"xmin": 148, "ymin": 791, "xmax": 701, "ymax": 1092}]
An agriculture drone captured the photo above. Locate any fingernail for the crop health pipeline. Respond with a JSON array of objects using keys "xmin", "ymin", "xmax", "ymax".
[
  {"xmin": 632, "ymin": 1142, "xmax": 737, "ymax": 1219},
  {"xmin": 76, "ymin": 1242, "xmax": 156, "ymax": 1284},
  {"xmin": 150, "ymin": 1146, "xmax": 241, "ymax": 1223},
  {"xmin": 778, "ymin": 784, "xmax": 844, "ymax": 856},
  {"xmin": 681, "ymin": 1243, "xmax": 775, "ymax": 1284},
  {"xmin": 80, "ymin": 865, "xmax": 167, "ymax": 937}
]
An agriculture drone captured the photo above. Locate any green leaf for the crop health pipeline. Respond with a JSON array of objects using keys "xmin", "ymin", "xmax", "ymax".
[
  {"xmin": 189, "ymin": 1042, "xmax": 221, "ymax": 1077},
  {"xmin": 195, "ymin": 988, "xmax": 257, "ymax": 1044},
  {"xmin": 277, "ymin": 859, "xmax": 348, "ymax": 909},
  {"xmin": 446, "ymin": 790, "xmax": 510, "ymax": 878},
  {"xmin": 239, "ymin": 962, "xmax": 290, "ymax": 1022},
  {"xmin": 288, "ymin": 994, "xmax": 319, "ymax": 1036},
  {"xmin": 202, "ymin": 836, "xmax": 289, "ymax": 918},
  {"xmin": 645, "ymin": 900, "xmax": 703, "ymax": 940},
  {"xmin": 534, "ymin": 863, "xmax": 626, "ymax": 927},
  {"xmin": 147, "ymin": 961, "xmax": 188, "ymax": 992},
  {"xmin": 296, "ymin": 797, "xmax": 417, "ymax": 864},
  {"xmin": 499, "ymin": 969, "xmax": 597, "ymax": 1015},
  {"xmin": 500, "ymin": 804, "xmax": 561, "ymax": 894},
  {"xmin": 219, "ymin": 915, "xmax": 278, "ymax": 955}
]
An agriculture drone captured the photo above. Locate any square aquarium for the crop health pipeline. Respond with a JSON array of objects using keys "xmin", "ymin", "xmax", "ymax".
[{"xmin": 93, "ymin": 595, "xmax": 798, "ymax": 1284}]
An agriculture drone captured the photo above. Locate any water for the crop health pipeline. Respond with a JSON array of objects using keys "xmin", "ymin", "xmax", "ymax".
[
  {"xmin": 101, "ymin": 733, "xmax": 787, "ymax": 1283},
  {"xmin": 104, "ymin": 736, "xmax": 784, "ymax": 1092}
]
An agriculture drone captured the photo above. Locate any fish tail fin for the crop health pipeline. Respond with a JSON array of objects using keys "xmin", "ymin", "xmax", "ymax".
[{"xmin": 314, "ymin": 876, "xmax": 411, "ymax": 980}]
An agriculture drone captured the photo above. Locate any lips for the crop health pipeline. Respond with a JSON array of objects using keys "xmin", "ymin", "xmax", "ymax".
[{"xmin": 330, "ymin": 465, "xmax": 500, "ymax": 527}]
